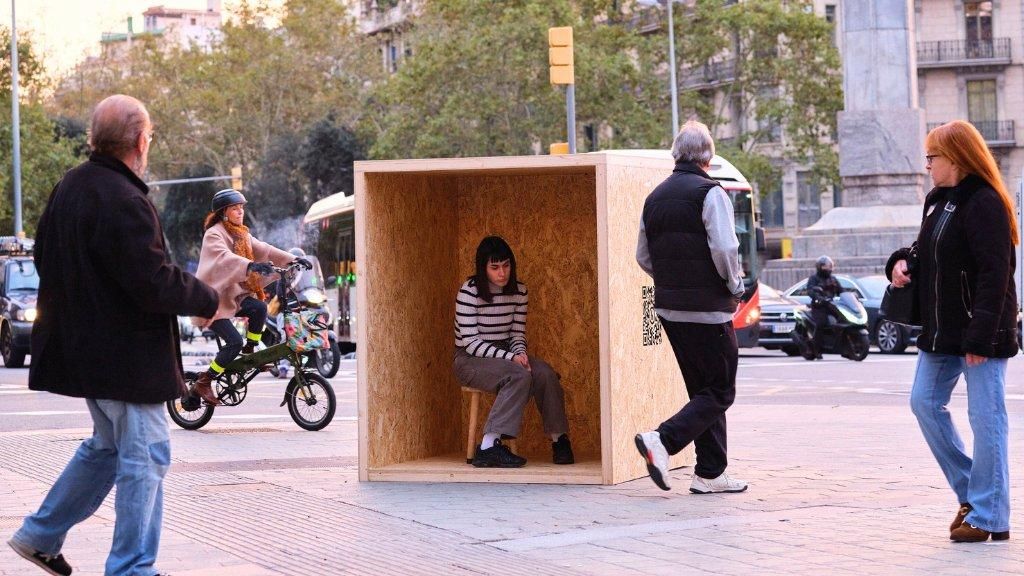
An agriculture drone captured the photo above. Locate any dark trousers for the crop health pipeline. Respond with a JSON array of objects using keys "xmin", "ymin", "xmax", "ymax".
[
  {"xmin": 656, "ymin": 319, "xmax": 738, "ymax": 479},
  {"xmin": 208, "ymin": 297, "xmax": 268, "ymax": 369},
  {"xmin": 810, "ymin": 308, "xmax": 830, "ymax": 354}
]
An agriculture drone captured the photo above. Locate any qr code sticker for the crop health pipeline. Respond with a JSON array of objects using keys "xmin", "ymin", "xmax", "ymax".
[{"xmin": 642, "ymin": 286, "xmax": 662, "ymax": 346}]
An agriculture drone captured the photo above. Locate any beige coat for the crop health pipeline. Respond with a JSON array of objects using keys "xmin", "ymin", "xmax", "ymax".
[{"xmin": 193, "ymin": 222, "xmax": 294, "ymax": 328}]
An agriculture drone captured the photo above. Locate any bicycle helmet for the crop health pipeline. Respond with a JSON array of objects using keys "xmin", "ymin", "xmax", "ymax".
[
  {"xmin": 815, "ymin": 255, "xmax": 834, "ymax": 276},
  {"xmin": 211, "ymin": 188, "xmax": 247, "ymax": 212}
]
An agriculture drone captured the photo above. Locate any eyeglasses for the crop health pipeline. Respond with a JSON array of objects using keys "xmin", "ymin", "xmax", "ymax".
[
  {"xmin": 146, "ymin": 131, "xmax": 155, "ymax": 144},
  {"xmin": 925, "ymin": 154, "xmax": 940, "ymax": 166}
]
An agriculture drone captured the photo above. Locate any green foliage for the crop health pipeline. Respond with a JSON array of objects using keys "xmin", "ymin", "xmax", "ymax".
[
  {"xmin": 675, "ymin": 0, "xmax": 842, "ymax": 193},
  {"xmin": 162, "ymin": 165, "xmax": 218, "ymax": 266},
  {"xmin": 1, "ymin": 27, "xmax": 84, "ymax": 237},
  {"xmin": 365, "ymin": 0, "xmax": 670, "ymax": 159}
]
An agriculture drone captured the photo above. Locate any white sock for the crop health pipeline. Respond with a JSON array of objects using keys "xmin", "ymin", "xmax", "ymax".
[{"xmin": 481, "ymin": 433, "xmax": 500, "ymax": 450}]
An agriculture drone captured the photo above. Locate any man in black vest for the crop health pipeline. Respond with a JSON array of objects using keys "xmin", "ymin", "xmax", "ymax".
[{"xmin": 633, "ymin": 120, "xmax": 748, "ymax": 494}]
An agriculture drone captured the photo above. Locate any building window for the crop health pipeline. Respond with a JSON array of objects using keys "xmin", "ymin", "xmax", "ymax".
[
  {"xmin": 825, "ymin": 4, "xmax": 837, "ymax": 46},
  {"xmin": 761, "ymin": 177, "xmax": 784, "ymax": 228},
  {"xmin": 966, "ymin": 79, "xmax": 998, "ymax": 138},
  {"xmin": 796, "ymin": 171, "xmax": 821, "ymax": 229},
  {"xmin": 964, "ymin": 1, "xmax": 993, "ymax": 57}
]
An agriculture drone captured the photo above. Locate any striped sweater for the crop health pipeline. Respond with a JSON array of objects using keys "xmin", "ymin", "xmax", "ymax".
[{"xmin": 454, "ymin": 279, "xmax": 528, "ymax": 359}]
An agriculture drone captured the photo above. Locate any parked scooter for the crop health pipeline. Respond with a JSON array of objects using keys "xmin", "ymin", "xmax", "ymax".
[
  {"xmin": 261, "ymin": 251, "xmax": 341, "ymax": 379},
  {"xmin": 790, "ymin": 291, "xmax": 871, "ymax": 361}
]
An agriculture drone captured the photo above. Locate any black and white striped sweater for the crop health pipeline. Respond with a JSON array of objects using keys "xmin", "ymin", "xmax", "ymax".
[{"xmin": 454, "ymin": 279, "xmax": 528, "ymax": 359}]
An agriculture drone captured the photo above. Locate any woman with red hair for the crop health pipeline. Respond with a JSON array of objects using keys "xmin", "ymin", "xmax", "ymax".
[{"xmin": 888, "ymin": 120, "xmax": 1019, "ymax": 542}]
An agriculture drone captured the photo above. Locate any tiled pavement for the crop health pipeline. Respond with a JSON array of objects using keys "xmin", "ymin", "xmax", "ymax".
[{"xmin": 1, "ymin": 371, "xmax": 1021, "ymax": 574}]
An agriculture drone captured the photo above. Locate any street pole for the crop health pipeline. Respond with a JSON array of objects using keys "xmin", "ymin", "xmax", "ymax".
[
  {"xmin": 566, "ymin": 84, "xmax": 576, "ymax": 154},
  {"xmin": 667, "ymin": 0, "xmax": 679, "ymax": 140},
  {"xmin": 10, "ymin": 0, "xmax": 23, "ymax": 237}
]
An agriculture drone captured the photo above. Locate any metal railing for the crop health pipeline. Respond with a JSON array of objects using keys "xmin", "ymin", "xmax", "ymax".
[
  {"xmin": 917, "ymin": 38, "xmax": 1011, "ymax": 66},
  {"xmin": 927, "ymin": 120, "xmax": 1016, "ymax": 145},
  {"xmin": 680, "ymin": 58, "xmax": 737, "ymax": 90}
]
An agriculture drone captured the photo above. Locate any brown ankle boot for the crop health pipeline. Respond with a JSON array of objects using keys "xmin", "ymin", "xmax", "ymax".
[
  {"xmin": 951, "ymin": 503, "xmax": 971, "ymax": 532},
  {"xmin": 241, "ymin": 341, "xmax": 256, "ymax": 355},
  {"xmin": 194, "ymin": 372, "xmax": 221, "ymax": 405},
  {"xmin": 950, "ymin": 522, "xmax": 1010, "ymax": 542}
]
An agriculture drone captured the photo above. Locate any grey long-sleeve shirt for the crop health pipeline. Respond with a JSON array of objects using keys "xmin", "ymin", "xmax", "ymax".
[{"xmin": 636, "ymin": 185, "xmax": 745, "ymax": 324}]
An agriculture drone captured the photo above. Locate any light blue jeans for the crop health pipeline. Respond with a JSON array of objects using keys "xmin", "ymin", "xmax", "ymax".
[
  {"xmin": 12, "ymin": 399, "xmax": 170, "ymax": 576},
  {"xmin": 910, "ymin": 351, "xmax": 1010, "ymax": 533}
]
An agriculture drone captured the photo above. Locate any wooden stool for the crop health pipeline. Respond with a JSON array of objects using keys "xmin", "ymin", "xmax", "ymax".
[{"xmin": 462, "ymin": 386, "xmax": 516, "ymax": 464}]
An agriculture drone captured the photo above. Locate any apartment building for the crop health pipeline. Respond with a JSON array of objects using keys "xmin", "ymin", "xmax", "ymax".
[
  {"xmin": 99, "ymin": 0, "xmax": 223, "ymax": 59},
  {"xmin": 916, "ymin": 0, "xmax": 1023, "ymax": 193},
  {"xmin": 356, "ymin": 0, "xmax": 418, "ymax": 73}
]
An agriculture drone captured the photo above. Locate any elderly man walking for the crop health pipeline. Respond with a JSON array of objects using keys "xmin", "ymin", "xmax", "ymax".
[
  {"xmin": 7, "ymin": 95, "xmax": 218, "ymax": 576},
  {"xmin": 633, "ymin": 120, "xmax": 748, "ymax": 494}
]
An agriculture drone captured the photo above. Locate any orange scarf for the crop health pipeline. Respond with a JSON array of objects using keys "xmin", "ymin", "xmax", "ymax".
[{"xmin": 222, "ymin": 220, "xmax": 266, "ymax": 301}]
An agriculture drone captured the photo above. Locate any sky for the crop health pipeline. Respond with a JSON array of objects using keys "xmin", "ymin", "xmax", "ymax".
[{"xmin": 0, "ymin": 1, "xmax": 279, "ymax": 78}]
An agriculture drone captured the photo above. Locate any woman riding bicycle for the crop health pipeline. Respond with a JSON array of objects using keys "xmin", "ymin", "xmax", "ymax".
[{"xmin": 191, "ymin": 188, "xmax": 310, "ymax": 405}]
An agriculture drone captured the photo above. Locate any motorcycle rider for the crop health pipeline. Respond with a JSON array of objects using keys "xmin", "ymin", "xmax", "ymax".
[{"xmin": 806, "ymin": 256, "xmax": 842, "ymax": 359}]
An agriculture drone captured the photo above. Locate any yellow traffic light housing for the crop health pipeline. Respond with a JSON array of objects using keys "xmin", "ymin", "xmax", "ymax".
[
  {"xmin": 230, "ymin": 165, "xmax": 243, "ymax": 190},
  {"xmin": 548, "ymin": 27, "xmax": 574, "ymax": 85}
]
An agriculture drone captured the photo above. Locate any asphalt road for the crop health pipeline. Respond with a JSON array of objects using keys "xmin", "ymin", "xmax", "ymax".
[{"xmin": 1, "ymin": 343, "xmax": 1021, "ymax": 432}]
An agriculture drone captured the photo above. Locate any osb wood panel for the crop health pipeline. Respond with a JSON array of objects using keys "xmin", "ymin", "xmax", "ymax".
[
  {"xmin": 456, "ymin": 173, "xmax": 600, "ymax": 462},
  {"xmin": 604, "ymin": 163, "xmax": 694, "ymax": 484},
  {"xmin": 363, "ymin": 173, "xmax": 461, "ymax": 468}
]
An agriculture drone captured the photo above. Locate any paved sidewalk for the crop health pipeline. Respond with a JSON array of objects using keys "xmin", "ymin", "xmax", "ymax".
[{"xmin": 1, "ymin": 377, "xmax": 1021, "ymax": 574}]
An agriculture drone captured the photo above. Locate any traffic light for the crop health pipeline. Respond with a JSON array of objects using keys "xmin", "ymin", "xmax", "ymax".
[
  {"xmin": 549, "ymin": 142, "xmax": 569, "ymax": 155},
  {"xmin": 548, "ymin": 27, "xmax": 574, "ymax": 85},
  {"xmin": 231, "ymin": 165, "xmax": 243, "ymax": 190}
]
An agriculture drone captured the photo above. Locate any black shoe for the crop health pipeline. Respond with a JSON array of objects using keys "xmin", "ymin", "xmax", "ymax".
[
  {"xmin": 552, "ymin": 434, "xmax": 574, "ymax": 464},
  {"xmin": 472, "ymin": 439, "xmax": 527, "ymax": 468},
  {"xmin": 241, "ymin": 341, "xmax": 256, "ymax": 354},
  {"xmin": 7, "ymin": 539, "xmax": 73, "ymax": 576}
]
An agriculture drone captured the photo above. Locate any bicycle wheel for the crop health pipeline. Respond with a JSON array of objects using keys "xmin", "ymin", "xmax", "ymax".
[
  {"xmin": 167, "ymin": 372, "xmax": 215, "ymax": 430},
  {"xmin": 286, "ymin": 372, "xmax": 336, "ymax": 431}
]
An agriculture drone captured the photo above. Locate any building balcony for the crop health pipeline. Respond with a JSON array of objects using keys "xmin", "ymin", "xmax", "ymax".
[
  {"xmin": 917, "ymin": 38, "xmax": 1011, "ymax": 68},
  {"xmin": 927, "ymin": 120, "xmax": 1016, "ymax": 147},
  {"xmin": 360, "ymin": 0, "xmax": 415, "ymax": 35},
  {"xmin": 680, "ymin": 59, "xmax": 736, "ymax": 90},
  {"xmin": 624, "ymin": 9, "xmax": 663, "ymax": 35}
]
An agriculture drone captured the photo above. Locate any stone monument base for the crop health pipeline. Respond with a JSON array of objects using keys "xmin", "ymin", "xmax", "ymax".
[{"xmin": 761, "ymin": 205, "xmax": 921, "ymax": 290}]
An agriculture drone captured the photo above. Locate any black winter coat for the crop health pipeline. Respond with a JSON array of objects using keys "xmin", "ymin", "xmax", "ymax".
[
  {"xmin": 29, "ymin": 154, "xmax": 219, "ymax": 403},
  {"xmin": 886, "ymin": 174, "xmax": 1019, "ymax": 358},
  {"xmin": 806, "ymin": 273, "xmax": 841, "ymax": 307}
]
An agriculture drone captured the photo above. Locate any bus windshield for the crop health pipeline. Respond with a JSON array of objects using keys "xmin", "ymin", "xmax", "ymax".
[{"xmin": 724, "ymin": 187, "xmax": 759, "ymax": 288}]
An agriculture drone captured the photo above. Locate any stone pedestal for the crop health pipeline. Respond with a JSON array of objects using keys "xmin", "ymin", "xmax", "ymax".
[{"xmin": 762, "ymin": 0, "xmax": 926, "ymax": 289}]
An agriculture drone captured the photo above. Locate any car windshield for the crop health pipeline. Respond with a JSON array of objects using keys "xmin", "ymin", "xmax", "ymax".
[
  {"xmin": 6, "ymin": 261, "xmax": 39, "ymax": 291},
  {"xmin": 856, "ymin": 276, "xmax": 889, "ymax": 299}
]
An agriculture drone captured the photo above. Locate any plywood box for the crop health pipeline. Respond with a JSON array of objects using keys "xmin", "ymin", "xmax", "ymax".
[{"xmin": 355, "ymin": 151, "xmax": 693, "ymax": 485}]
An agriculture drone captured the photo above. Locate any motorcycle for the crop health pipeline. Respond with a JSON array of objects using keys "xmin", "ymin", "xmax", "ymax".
[
  {"xmin": 790, "ymin": 291, "xmax": 871, "ymax": 361},
  {"xmin": 262, "ymin": 256, "xmax": 341, "ymax": 379}
]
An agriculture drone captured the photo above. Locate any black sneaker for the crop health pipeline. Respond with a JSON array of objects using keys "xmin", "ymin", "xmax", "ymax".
[
  {"xmin": 472, "ymin": 438, "xmax": 527, "ymax": 468},
  {"xmin": 552, "ymin": 434, "xmax": 575, "ymax": 465},
  {"xmin": 7, "ymin": 539, "xmax": 73, "ymax": 576}
]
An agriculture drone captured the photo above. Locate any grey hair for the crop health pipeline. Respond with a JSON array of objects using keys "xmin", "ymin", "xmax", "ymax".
[{"xmin": 670, "ymin": 120, "xmax": 715, "ymax": 165}]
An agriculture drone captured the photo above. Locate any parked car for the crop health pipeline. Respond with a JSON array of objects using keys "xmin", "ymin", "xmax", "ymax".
[
  {"xmin": 757, "ymin": 282, "xmax": 803, "ymax": 356},
  {"xmin": 784, "ymin": 274, "xmax": 921, "ymax": 354},
  {"xmin": 0, "ymin": 237, "xmax": 37, "ymax": 368}
]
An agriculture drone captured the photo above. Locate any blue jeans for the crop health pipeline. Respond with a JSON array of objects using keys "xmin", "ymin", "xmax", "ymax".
[
  {"xmin": 910, "ymin": 351, "xmax": 1010, "ymax": 533},
  {"xmin": 12, "ymin": 399, "xmax": 170, "ymax": 576}
]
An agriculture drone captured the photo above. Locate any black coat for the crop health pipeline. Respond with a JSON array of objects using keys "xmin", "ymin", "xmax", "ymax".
[
  {"xmin": 29, "ymin": 154, "xmax": 218, "ymax": 403},
  {"xmin": 886, "ymin": 174, "xmax": 1019, "ymax": 358},
  {"xmin": 806, "ymin": 273, "xmax": 841, "ymax": 307}
]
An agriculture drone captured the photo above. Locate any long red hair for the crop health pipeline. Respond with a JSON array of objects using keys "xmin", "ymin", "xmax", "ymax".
[{"xmin": 926, "ymin": 120, "xmax": 1019, "ymax": 245}]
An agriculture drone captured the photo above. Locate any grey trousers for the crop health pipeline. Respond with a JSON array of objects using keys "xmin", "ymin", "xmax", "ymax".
[{"xmin": 453, "ymin": 348, "xmax": 569, "ymax": 438}]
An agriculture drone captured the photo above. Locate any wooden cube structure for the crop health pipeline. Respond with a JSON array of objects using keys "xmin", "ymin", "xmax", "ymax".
[{"xmin": 355, "ymin": 151, "xmax": 694, "ymax": 484}]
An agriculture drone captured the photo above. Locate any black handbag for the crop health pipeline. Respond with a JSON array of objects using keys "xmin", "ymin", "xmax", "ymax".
[{"xmin": 881, "ymin": 282, "xmax": 920, "ymax": 326}]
